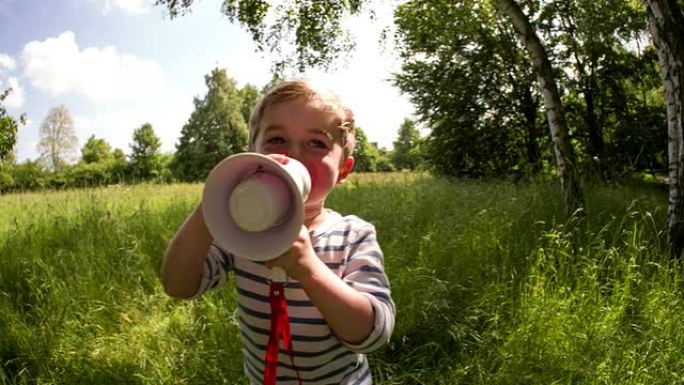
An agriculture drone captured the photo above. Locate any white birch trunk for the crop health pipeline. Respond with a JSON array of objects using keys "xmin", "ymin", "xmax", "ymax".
[
  {"xmin": 493, "ymin": 0, "xmax": 584, "ymax": 215},
  {"xmin": 644, "ymin": 0, "xmax": 684, "ymax": 258}
]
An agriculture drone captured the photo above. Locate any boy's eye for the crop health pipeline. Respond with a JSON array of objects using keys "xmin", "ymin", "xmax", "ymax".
[
  {"xmin": 309, "ymin": 139, "xmax": 328, "ymax": 149},
  {"xmin": 266, "ymin": 136, "xmax": 285, "ymax": 144}
]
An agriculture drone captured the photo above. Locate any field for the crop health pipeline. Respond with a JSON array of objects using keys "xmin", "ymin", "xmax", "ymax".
[{"xmin": 1, "ymin": 173, "xmax": 683, "ymax": 384}]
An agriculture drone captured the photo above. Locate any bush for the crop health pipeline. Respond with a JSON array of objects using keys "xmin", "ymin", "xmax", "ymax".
[
  {"xmin": 64, "ymin": 162, "xmax": 113, "ymax": 187},
  {"xmin": 0, "ymin": 171, "xmax": 14, "ymax": 192},
  {"xmin": 11, "ymin": 161, "xmax": 47, "ymax": 191}
]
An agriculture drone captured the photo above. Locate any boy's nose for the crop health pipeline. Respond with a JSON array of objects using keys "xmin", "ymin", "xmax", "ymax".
[{"xmin": 279, "ymin": 147, "xmax": 303, "ymax": 162}]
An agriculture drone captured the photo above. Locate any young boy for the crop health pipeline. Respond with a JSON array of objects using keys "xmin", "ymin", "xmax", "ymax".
[{"xmin": 161, "ymin": 79, "xmax": 395, "ymax": 384}]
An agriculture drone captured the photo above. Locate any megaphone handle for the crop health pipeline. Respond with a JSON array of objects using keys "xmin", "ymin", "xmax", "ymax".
[{"xmin": 270, "ymin": 266, "xmax": 287, "ymax": 283}]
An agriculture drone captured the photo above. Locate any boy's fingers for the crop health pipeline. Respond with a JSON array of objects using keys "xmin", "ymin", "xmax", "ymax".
[
  {"xmin": 265, "ymin": 255, "xmax": 285, "ymax": 270},
  {"xmin": 267, "ymin": 153, "xmax": 289, "ymax": 164}
]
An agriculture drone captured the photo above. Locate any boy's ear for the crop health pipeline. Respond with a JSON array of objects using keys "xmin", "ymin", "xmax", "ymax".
[{"xmin": 337, "ymin": 156, "xmax": 355, "ymax": 184}]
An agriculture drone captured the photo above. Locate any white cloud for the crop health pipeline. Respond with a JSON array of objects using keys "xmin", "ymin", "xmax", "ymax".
[
  {"xmin": 1, "ymin": 77, "xmax": 25, "ymax": 108},
  {"xmin": 301, "ymin": 7, "xmax": 413, "ymax": 149},
  {"xmin": 72, "ymin": 98, "xmax": 192, "ymax": 156},
  {"xmin": 0, "ymin": 53, "xmax": 16, "ymax": 73},
  {"xmin": 101, "ymin": 0, "xmax": 154, "ymax": 14},
  {"xmin": 22, "ymin": 31, "xmax": 165, "ymax": 102},
  {"xmin": 15, "ymin": 119, "xmax": 35, "ymax": 163}
]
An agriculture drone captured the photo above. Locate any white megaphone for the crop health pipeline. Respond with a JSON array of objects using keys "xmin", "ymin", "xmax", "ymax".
[{"xmin": 202, "ymin": 153, "xmax": 311, "ymax": 281}]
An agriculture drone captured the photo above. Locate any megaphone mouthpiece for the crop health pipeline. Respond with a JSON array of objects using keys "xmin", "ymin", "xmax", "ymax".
[{"xmin": 229, "ymin": 170, "xmax": 293, "ymax": 232}]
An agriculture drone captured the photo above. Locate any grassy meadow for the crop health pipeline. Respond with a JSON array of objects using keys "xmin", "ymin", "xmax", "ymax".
[{"xmin": 1, "ymin": 173, "xmax": 683, "ymax": 384}]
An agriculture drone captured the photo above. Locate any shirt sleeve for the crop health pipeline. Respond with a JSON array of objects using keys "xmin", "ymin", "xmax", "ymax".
[
  {"xmin": 339, "ymin": 225, "xmax": 395, "ymax": 353},
  {"xmin": 188, "ymin": 242, "xmax": 234, "ymax": 299}
]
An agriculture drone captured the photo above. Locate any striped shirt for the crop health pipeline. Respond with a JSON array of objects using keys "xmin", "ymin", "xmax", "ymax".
[{"xmin": 192, "ymin": 210, "xmax": 395, "ymax": 384}]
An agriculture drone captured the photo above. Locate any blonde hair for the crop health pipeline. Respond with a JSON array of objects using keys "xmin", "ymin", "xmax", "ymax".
[{"xmin": 248, "ymin": 79, "xmax": 356, "ymax": 158}]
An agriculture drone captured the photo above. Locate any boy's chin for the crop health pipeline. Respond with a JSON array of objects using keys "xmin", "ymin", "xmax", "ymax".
[{"xmin": 303, "ymin": 197, "xmax": 325, "ymax": 211}]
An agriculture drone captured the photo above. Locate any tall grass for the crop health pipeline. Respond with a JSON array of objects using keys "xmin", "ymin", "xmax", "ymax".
[{"xmin": 0, "ymin": 175, "xmax": 677, "ymax": 384}]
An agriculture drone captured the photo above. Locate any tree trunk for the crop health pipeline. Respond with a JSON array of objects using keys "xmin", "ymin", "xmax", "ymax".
[
  {"xmin": 522, "ymin": 85, "xmax": 542, "ymax": 173},
  {"xmin": 494, "ymin": 0, "xmax": 584, "ymax": 215},
  {"xmin": 584, "ymin": 76, "xmax": 604, "ymax": 164},
  {"xmin": 644, "ymin": 0, "xmax": 684, "ymax": 258},
  {"xmin": 559, "ymin": 8, "xmax": 605, "ymax": 177}
]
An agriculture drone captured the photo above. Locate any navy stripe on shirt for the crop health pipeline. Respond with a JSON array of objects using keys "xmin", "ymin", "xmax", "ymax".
[
  {"xmin": 238, "ymin": 316, "xmax": 335, "ymax": 342},
  {"xmin": 242, "ymin": 341, "xmax": 355, "ymax": 372},
  {"xmin": 237, "ymin": 287, "xmax": 313, "ymax": 307},
  {"xmin": 240, "ymin": 330, "xmax": 346, "ymax": 358},
  {"xmin": 239, "ymin": 303, "xmax": 328, "ymax": 325}
]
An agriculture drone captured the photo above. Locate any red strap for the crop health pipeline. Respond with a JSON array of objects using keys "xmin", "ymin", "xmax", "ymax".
[{"xmin": 263, "ymin": 282, "xmax": 301, "ymax": 385}]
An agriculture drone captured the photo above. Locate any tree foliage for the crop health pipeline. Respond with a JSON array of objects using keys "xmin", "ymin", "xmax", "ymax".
[
  {"xmin": 353, "ymin": 126, "xmax": 392, "ymax": 172},
  {"xmin": 172, "ymin": 68, "xmax": 248, "ymax": 182},
  {"xmin": 537, "ymin": 0, "xmax": 654, "ymax": 177},
  {"xmin": 156, "ymin": 0, "xmax": 365, "ymax": 70},
  {"xmin": 239, "ymin": 83, "xmax": 261, "ymax": 124},
  {"xmin": 393, "ymin": 0, "xmax": 543, "ymax": 177},
  {"xmin": 81, "ymin": 135, "xmax": 113, "ymax": 164},
  {"xmin": 391, "ymin": 119, "xmax": 422, "ymax": 171},
  {"xmin": 0, "ymin": 88, "xmax": 25, "ymax": 164},
  {"xmin": 392, "ymin": 0, "xmax": 665, "ymax": 182},
  {"xmin": 130, "ymin": 123, "xmax": 163, "ymax": 180}
]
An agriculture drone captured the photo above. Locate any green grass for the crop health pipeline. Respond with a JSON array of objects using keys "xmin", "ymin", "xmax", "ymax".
[{"xmin": 0, "ymin": 174, "xmax": 679, "ymax": 384}]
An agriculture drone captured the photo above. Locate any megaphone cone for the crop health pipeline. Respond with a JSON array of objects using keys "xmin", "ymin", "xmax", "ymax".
[{"xmin": 202, "ymin": 153, "xmax": 311, "ymax": 262}]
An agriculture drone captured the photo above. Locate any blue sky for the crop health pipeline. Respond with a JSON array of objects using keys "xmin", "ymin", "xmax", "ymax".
[{"xmin": 0, "ymin": 0, "xmax": 414, "ymax": 162}]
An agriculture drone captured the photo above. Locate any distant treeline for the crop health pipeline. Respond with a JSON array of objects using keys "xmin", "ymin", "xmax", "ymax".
[{"xmin": 0, "ymin": 69, "xmax": 423, "ymax": 193}]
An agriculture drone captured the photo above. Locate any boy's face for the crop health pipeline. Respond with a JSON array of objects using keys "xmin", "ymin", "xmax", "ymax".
[{"xmin": 254, "ymin": 97, "xmax": 354, "ymax": 210}]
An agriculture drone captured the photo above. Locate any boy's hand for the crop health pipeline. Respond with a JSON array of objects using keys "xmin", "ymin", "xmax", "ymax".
[
  {"xmin": 264, "ymin": 152, "xmax": 322, "ymax": 281},
  {"xmin": 267, "ymin": 153, "xmax": 289, "ymax": 165},
  {"xmin": 267, "ymin": 224, "xmax": 376, "ymax": 344},
  {"xmin": 265, "ymin": 225, "xmax": 324, "ymax": 282}
]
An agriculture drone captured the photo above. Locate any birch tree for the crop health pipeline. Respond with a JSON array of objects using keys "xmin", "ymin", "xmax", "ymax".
[
  {"xmin": 37, "ymin": 105, "xmax": 78, "ymax": 171},
  {"xmin": 643, "ymin": 0, "xmax": 684, "ymax": 257},
  {"xmin": 492, "ymin": 0, "xmax": 583, "ymax": 215}
]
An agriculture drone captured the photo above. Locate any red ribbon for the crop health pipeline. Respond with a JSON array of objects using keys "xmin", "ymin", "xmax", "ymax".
[{"xmin": 263, "ymin": 282, "xmax": 301, "ymax": 385}]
